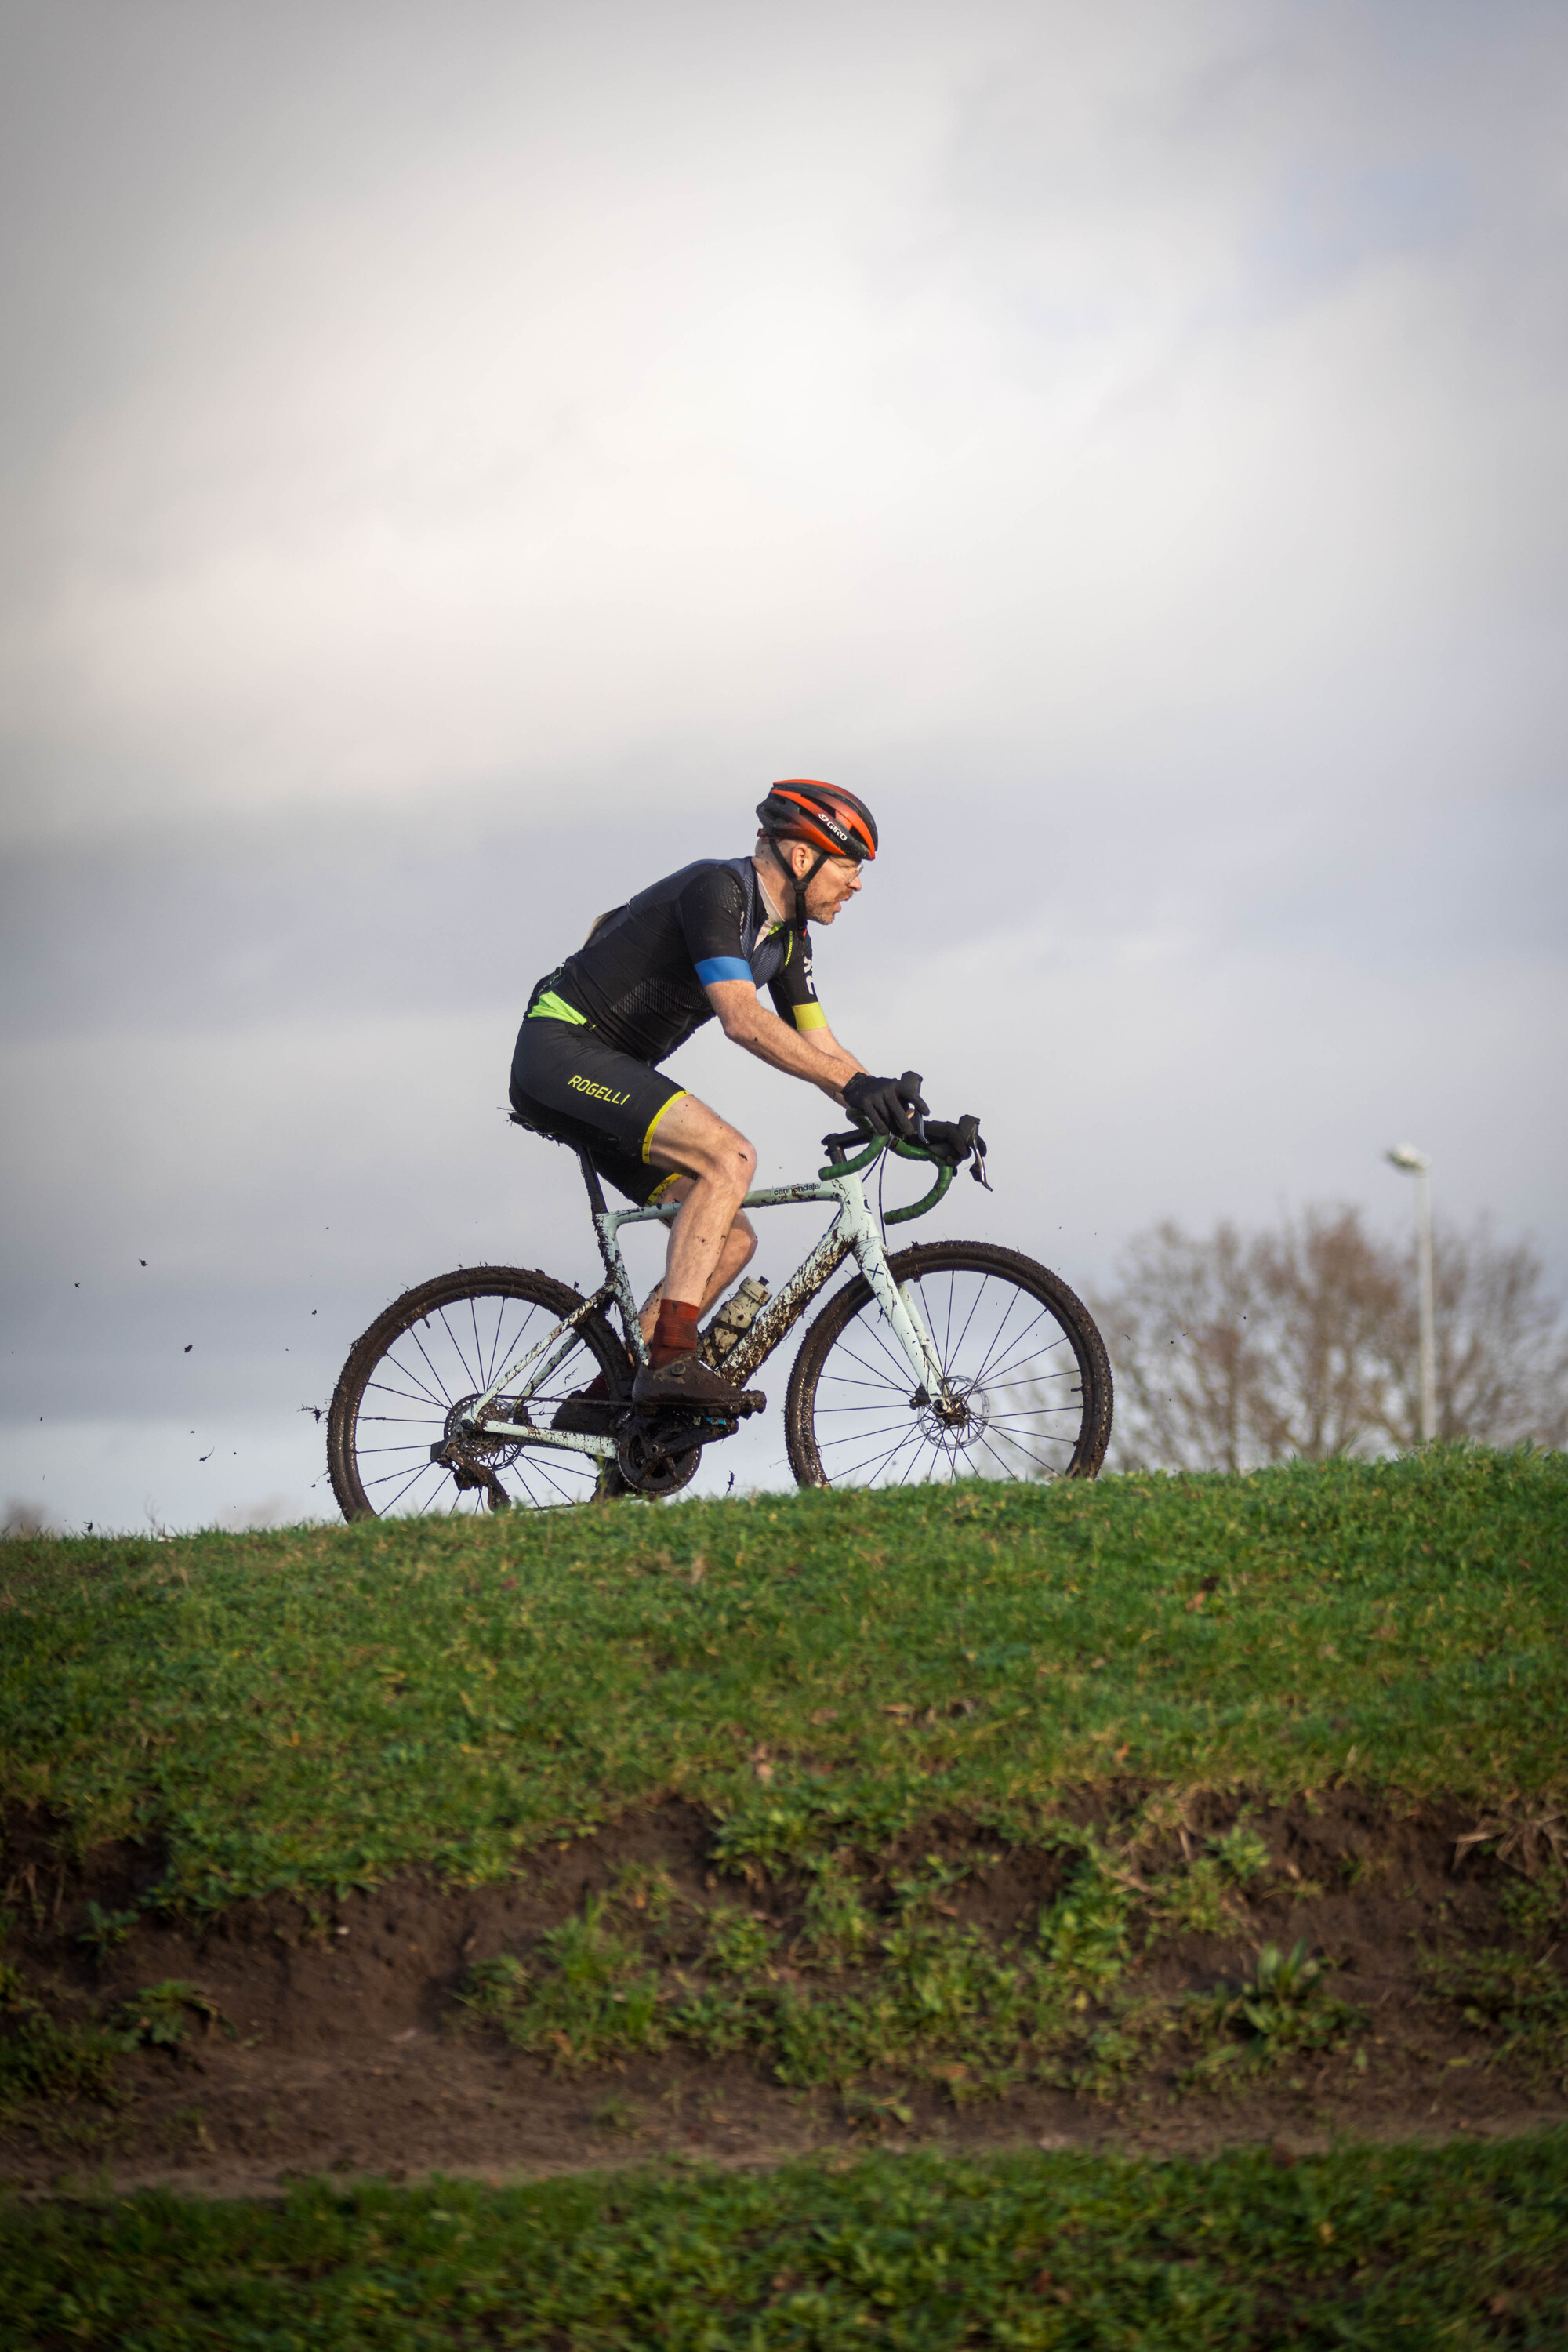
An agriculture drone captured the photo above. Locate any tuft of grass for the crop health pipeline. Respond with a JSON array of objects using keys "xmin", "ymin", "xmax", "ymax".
[
  {"xmin": 0, "ymin": 1448, "xmax": 1563, "ymax": 1911},
  {"xmin": 701, "ymin": 1905, "xmax": 778, "ymax": 1978},
  {"xmin": 0, "ymin": 1965, "xmax": 125, "ymax": 2119},
  {"xmin": 74, "ymin": 1903, "xmax": 139, "ymax": 1962},
  {"xmin": 456, "ymin": 1896, "xmax": 664, "ymax": 2067},
  {"xmin": 3, "ymin": 2133, "xmax": 1567, "ymax": 2346},
  {"xmin": 1180, "ymin": 1941, "xmax": 1367, "ymax": 2092},
  {"xmin": 1421, "ymin": 1947, "xmax": 1568, "ymax": 2084},
  {"xmin": 801, "ymin": 1853, "xmax": 876, "ymax": 1965},
  {"xmin": 112, "ymin": 1981, "xmax": 230, "ymax": 2054},
  {"xmin": 1213, "ymin": 1821, "xmax": 1272, "ymax": 1884}
]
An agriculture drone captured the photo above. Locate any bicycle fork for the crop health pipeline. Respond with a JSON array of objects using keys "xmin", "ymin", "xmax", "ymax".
[{"xmin": 835, "ymin": 1177, "xmax": 949, "ymax": 1402}]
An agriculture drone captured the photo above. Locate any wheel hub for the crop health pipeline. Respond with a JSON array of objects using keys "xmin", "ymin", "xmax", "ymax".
[{"xmin": 916, "ymin": 1381, "xmax": 986, "ymax": 1447}]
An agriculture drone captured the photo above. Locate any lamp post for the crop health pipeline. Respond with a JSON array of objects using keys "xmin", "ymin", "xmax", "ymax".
[{"xmin": 1385, "ymin": 1145, "xmax": 1436, "ymax": 1445}]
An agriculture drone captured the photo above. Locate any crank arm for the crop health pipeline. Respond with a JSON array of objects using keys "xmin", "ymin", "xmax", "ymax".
[{"xmin": 630, "ymin": 1389, "xmax": 765, "ymax": 1421}]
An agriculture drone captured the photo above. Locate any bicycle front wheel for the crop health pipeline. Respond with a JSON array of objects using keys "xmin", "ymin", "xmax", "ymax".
[
  {"xmin": 328, "ymin": 1265, "xmax": 633, "ymax": 1519},
  {"xmin": 785, "ymin": 1240, "xmax": 1112, "ymax": 1490}
]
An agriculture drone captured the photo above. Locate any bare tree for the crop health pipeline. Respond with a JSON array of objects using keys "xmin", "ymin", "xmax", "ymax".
[
  {"xmin": 1094, "ymin": 1219, "xmax": 1266, "ymax": 1474},
  {"xmin": 1098, "ymin": 1206, "xmax": 1568, "ymax": 1472},
  {"xmin": 1373, "ymin": 1219, "xmax": 1568, "ymax": 1452}
]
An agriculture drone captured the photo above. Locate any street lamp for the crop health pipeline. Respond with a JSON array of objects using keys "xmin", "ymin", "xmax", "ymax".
[{"xmin": 1385, "ymin": 1144, "xmax": 1436, "ymax": 1445}]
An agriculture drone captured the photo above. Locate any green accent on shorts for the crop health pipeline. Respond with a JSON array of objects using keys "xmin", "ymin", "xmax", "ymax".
[{"xmin": 529, "ymin": 989, "xmax": 587, "ymax": 1025}]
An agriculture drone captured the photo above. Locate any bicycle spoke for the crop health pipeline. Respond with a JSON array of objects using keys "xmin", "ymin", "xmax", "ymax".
[
  {"xmin": 814, "ymin": 1398, "xmax": 926, "ymax": 1414},
  {"xmin": 854, "ymin": 1302, "xmax": 927, "ymax": 1385},
  {"xmin": 370, "ymin": 1361, "xmax": 450, "ymax": 1413},
  {"xmin": 434, "ymin": 1306, "xmax": 486, "ymax": 1396},
  {"xmin": 980, "ymin": 1407, "xmax": 1080, "ymax": 1427},
  {"xmin": 969, "ymin": 1315, "xmax": 1067, "ymax": 1394},
  {"xmin": 929, "ymin": 1269, "xmax": 986, "ymax": 1377},
  {"xmin": 963, "ymin": 1280, "xmax": 1032, "ymax": 1392},
  {"xmin": 833, "ymin": 1430, "xmax": 924, "ymax": 1483},
  {"xmin": 816, "ymin": 1413, "xmax": 925, "ymax": 1451},
  {"xmin": 895, "ymin": 1436, "xmax": 931, "ymax": 1488},
  {"xmin": 370, "ymin": 1460, "xmax": 444, "ymax": 1510},
  {"xmin": 405, "ymin": 1322, "xmax": 459, "ymax": 1411},
  {"xmin": 353, "ymin": 1440, "xmax": 449, "ymax": 1457},
  {"xmin": 513, "ymin": 1451, "xmax": 586, "ymax": 1506},
  {"xmin": 977, "ymin": 1424, "xmax": 1058, "ymax": 1479},
  {"xmin": 818, "ymin": 1345, "xmax": 909, "ymax": 1394},
  {"xmin": 938, "ymin": 1267, "xmax": 958, "ymax": 1372}
]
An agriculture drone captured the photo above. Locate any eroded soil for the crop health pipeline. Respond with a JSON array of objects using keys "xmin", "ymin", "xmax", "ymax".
[{"xmin": 4, "ymin": 1791, "xmax": 1565, "ymax": 2196}]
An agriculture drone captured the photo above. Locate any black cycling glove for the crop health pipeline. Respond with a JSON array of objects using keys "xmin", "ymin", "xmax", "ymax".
[
  {"xmin": 924, "ymin": 1113, "xmax": 992, "ymax": 1188},
  {"xmin": 842, "ymin": 1069, "xmax": 928, "ymax": 1140}
]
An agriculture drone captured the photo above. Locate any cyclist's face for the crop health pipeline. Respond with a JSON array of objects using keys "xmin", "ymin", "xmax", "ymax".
[{"xmin": 804, "ymin": 854, "xmax": 864, "ymax": 924}]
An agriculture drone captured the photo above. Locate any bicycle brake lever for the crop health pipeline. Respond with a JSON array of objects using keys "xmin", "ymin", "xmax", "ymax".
[{"xmin": 957, "ymin": 1115, "xmax": 992, "ymax": 1189}]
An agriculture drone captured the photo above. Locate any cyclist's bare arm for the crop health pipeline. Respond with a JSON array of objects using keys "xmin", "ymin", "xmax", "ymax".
[{"xmin": 702, "ymin": 978, "xmax": 865, "ymax": 1101}]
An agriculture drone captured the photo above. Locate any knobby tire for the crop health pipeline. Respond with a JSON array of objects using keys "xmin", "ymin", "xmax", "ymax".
[
  {"xmin": 328, "ymin": 1265, "xmax": 633, "ymax": 1519},
  {"xmin": 784, "ymin": 1240, "xmax": 1112, "ymax": 1490}
]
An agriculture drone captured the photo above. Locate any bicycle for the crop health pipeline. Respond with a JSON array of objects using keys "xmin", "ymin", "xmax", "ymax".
[{"xmin": 326, "ymin": 1112, "xmax": 1114, "ymax": 1517}]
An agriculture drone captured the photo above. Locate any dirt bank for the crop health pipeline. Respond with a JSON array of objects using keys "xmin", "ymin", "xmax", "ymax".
[{"xmin": 4, "ymin": 1791, "xmax": 1565, "ymax": 2196}]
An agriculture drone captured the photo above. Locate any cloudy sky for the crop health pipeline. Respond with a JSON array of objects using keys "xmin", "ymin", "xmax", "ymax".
[{"xmin": 3, "ymin": 0, "xmax": 1564, "ymax": 1529}]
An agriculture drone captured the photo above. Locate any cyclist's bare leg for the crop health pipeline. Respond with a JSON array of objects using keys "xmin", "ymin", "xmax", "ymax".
[
  {"xmin": 644, "ymin": 1094, "xmax": 757, "ymax": 1330},
  {"xmin": 637, "ymin": 1197, "xmax": 756, "ymax": 1339}
]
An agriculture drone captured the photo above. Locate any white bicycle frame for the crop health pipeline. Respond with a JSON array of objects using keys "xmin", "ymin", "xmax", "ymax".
[{"xmin": 456, "ymin": 1149, "xmax": 952, "ymax": 1464}]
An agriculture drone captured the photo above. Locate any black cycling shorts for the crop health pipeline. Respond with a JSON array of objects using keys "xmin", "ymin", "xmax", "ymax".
[{"xmin": 510, "ymin": 1011, "xmax": 689, "ymax": 1207}]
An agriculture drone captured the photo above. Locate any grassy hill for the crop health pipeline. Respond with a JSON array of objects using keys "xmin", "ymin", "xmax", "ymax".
[
  {"xmin": 3, "ymin": 1448, "xmax": 1566, "ymax": 2343},
  {"xmin": 2, "ymin": 1446, "xmax": 1563, "ymax": 1907}
]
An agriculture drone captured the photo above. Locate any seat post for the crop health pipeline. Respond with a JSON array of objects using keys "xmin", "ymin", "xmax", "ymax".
[{"xmin": 577, "ymin": 1151, "xmax": 609, "ymax": 1218}]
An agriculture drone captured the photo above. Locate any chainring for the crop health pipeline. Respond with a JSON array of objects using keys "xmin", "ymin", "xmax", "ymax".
[{"xmin": 615, "ymin": 1427, "xmax": 701, "ymax": 1497}]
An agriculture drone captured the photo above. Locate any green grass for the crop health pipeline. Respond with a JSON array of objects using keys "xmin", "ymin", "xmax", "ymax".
[
  {"xmin": 4, "ymin": 2132, "xmax": 1566, "ymax": 2347},
  {"xmin": 1, "ymin": 1449, "xmax": 1563, "ymax": 1911}
]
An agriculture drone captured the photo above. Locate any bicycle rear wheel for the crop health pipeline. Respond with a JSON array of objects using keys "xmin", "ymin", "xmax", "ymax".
[
  {"xmin": 785, "ymin": 1240, "xmax": 1112, "ymax": 1490},
  {"xmin": 328, "ymin": 1265, "xmax": 633, "ymax": 1519}
]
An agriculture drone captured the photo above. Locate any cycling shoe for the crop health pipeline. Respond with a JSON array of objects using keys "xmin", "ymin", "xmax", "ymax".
[
  {"xmin": 631, "ymin": 1356, "xmax": 765, "ymax": 1414},
  {"xmin": 550, "ymin": 1386, "xmax": 622, "ymax": 1435}
]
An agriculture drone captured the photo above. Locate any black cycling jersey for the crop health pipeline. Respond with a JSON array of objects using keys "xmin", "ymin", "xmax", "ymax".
[{"xmin": 534, "ymin": 855, "xmax": 825, "ymax": 1066}]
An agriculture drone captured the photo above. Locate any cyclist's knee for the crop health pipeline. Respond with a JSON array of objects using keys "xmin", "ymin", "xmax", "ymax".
[{"xmin": 714, "ymin": 1127, "xmax": 757, "ymax": 1192}]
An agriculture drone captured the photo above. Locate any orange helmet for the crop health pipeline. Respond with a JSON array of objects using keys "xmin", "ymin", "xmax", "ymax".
[{"xmin": 756, "ymin": 780, "xmax": 878, "ymax": 863}]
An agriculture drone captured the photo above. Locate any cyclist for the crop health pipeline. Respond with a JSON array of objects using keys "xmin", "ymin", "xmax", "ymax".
[{"xmin": 510, "ymin": 781, "xmax": 926, "ymax": 1410}]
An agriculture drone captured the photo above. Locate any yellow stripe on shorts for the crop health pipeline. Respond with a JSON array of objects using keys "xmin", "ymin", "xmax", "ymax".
[{"xmin": 641, "ymin": 1090, "xmax": 690, "ymax": 1162}]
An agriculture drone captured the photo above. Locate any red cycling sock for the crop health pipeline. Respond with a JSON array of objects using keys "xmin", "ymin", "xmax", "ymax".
[{"xmin": 648, "ymin": 1298, "xmax": 702, "ymax": 1368}]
